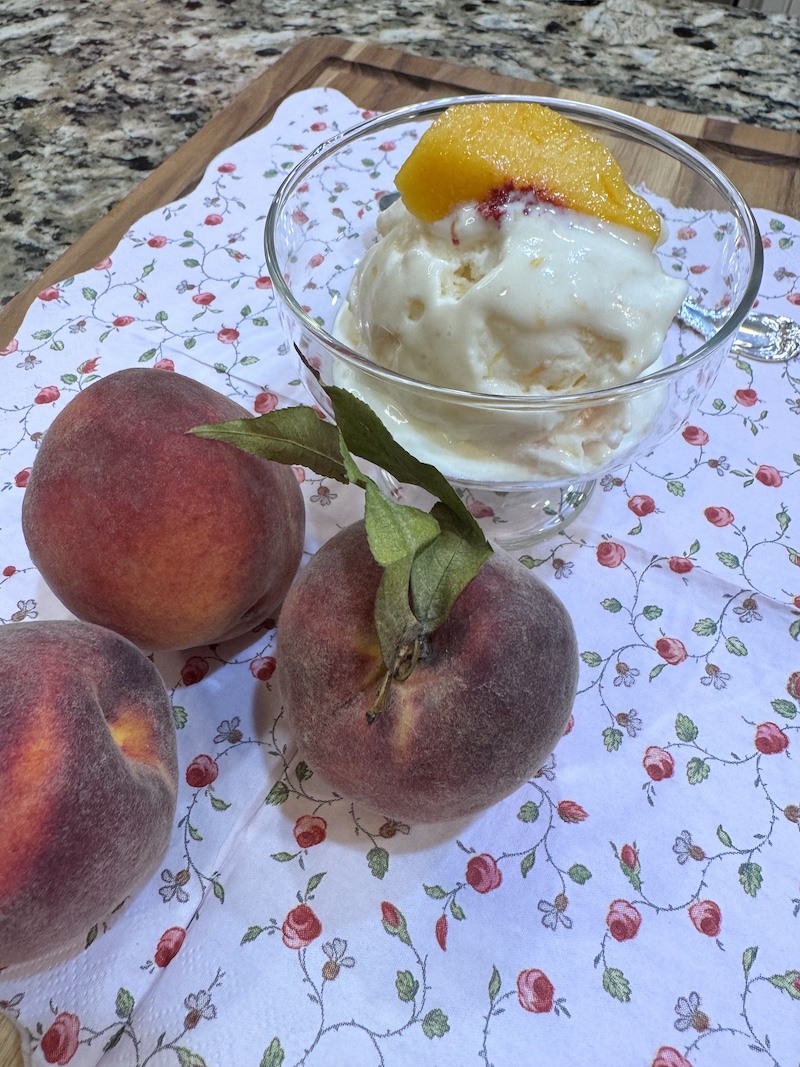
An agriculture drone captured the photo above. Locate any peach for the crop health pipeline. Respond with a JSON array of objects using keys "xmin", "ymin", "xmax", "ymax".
[
  {"xmin": 277, "ymin": 523, "xmax": 578, "ymax": 823},
  {"xmin": 0, "ymin": 620, "xmax": 178, "ymax": 967},
  {"xmin": 22, "ymin": 369, "xmax": 305, "ymax": 651}
]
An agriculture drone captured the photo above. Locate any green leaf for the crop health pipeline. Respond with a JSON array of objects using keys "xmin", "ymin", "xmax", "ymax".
[
  {"xmin": 155, "ymin": 310, "xmax": 169, "ymax": 322},
  {"xmin": 777, "ymin": 509, "xmax": 790, "ymax": 533},
  {"xmin": 520, "ymin": 850, "xmax": 536, "ymax": 878},
  {"xmin": 367, "ymin": 846, "xmax": 389, "ymax": 880},
  {"xmin": 396, "ymin": 969, "xmax": 419, "ymax": 1002},
  {"xmin": 791, "ymin": 618, "xmax": 800, "ymax": 641},
  {"xmin": 422, "ymin": 1008, "xmax": 450, "ymax": 1039},
  {"xmin": 364, "ymin": 481, "xmax": 440, "ymax": 568},
  {"xmin": 769, "ymin": 217, "xmax": 786, "ymax": 231},
  {"xmin": 306, "ymin": 872, "xmax": 325, "ymax": 896},
  {"xmin": 271, "ymin": 851, "xmax": 296, "ymax": 862},
  {"xmin": 240, "ymin": 355, "xmax": 259, "ymax": 365},
  {"xmin": 139, "ymin": 348, "xmax": 157, "ymax": 362},
  {"xmin": 581, "ymin": 651, "xmax": 602, "ymax": 667},
  {"xmin": 779, "ymin": 236, "xmax": 794, "ymax": 249},
  {"xmin": 82, "ymin": 287, "xmax": 97, "ymax": 300},
  {"xmin": 187, "ymin": 823, "xmax": 203, "ymax": 841},
  {"xmin": 103, "ymin": 1028, "xmax": 125, "ymax": 1052},
  {"xmin": 116, "ymin": 988, "xmax": 135, "ymax": 1019},
  {"xmin": 739, "ymin": 862, "xmax": 763, "ymax": 897},
  {"xmin": 717, "ymin": 825, "xmax": 733, "ymax": 848},
  {"xmin": 424, "ymin": 884, "xmax": 447, "ymax": 899},
  {"xmin": 602, "ymin": 968, "xmax": 631, "ymax": 1003},
  {"xmin": 191, "ymin": 407, "xmax": 348, "ymax": 483},
  {"xmin": 51, "ymin": 339, "xmax": 65, "ymax": 351},
  {"xmin": 686, "ymin": 757, "xmax": 710, "ymax": 784},
  {"xmin": 260, "ymin": 1037, "xmax": 285, "ymax": 1067},
  {"xmin": 717, "ymin": 551, "xmax": 740, "ymax": 569},
  {"xmin": 32, "ymin": 329, "xmax": 52, "ymax": 339},
  {"xmin": 517, "ymin": 801, "xmax": 540, "ymax": 823},
  {"xmin": 667, "ymin": 480, "xmax": 685, "ymax": 497},
  {"xmin": 601, "ymin": 598, "xmax": 623, "ymax": 613},
  {"xmin": 61, "ymin": 373, "xmax": 78, "ymax": 385},
  {"xmin": 177, "ymin": 1049, "xmax": 208, "ymax": 1067},
  {"xmin": 489, "ymin": 965, "xmax": 502, "ymax": 1000},
  {"xmin": 725, "ymin": 635, "xmax": 748, "ymax": 657},
  {"xmin": 265, "ymin": 781, "xmax": 289, "ymax": 805},
  {"xmin": 240, "ymin": 305, "xmax": 252, "ymax": 317},
  {"xmin": 742, "ymin": 946, "xmax": 758, "ymax": 976},
  {"xmin": 771, "ymin": 698, "xmax": 797, "ymax": 720},
  {"xmin": 184, "ymin": 258, "xmax": 200, "ymax": 268},
  {"xmin": 642, "ymin": 605, "xmax": 662, "ymax": 621},
  {"xmin": 450, "ymin": 899, "xmax": 466, "ymax": 921},
  {"xmin": 620, "ymin": 861, "xmax": 642, "ymax": 893},
  {"xmin": 184, "ymin": 337, "xmax": 196, "ymax": 350},
  {"xmin": 692, "ymin": 617, "xmax": 717, "ymax": 636},
  {"xmin": 649, "ymin": 663, "xmax": 665, "ymax": 681},
  {"xmin": 768, "ymin": 970, "xmax": 800, "ymax": 999},
  {"xmin": 241, "ymin": 925, "xmax": 264, "ymax": 944},
  {"xmin": 86, "ymin": 924, "xmax": 98, "ymax": 949},
  {"xmin": 712, "ymin": 398, "xmax": 726, "ymax": 411},
  {"xmin": 252, "ymin": 317, "xmax": 269, "ymax": 327},
  {"xmin": 518, "ymin": 555, "xmax": 545, "ymax": 568},
  {"xmin": 675, "ymin": 713, "xmax": 699, "ymax": 742},
  {"xmin": 568, "ymin": 864, "xmax": 592, "ymax": 885},
  {"xmin": 172, "ymin": 705, "xmax": 187, "ymax": 729},
  {"xmin": 213, "ymin": 880, "xmax": 225, "ymax": 903},
  {"xmin": 210, "ymin": 794, "xmax": 231, "ymax": 811},
  {"xmin": 602, "ymin": 727, "xmax": 623, "ymax": 752},
  {"xmin": 295, "ymin": 761, "xmax": 313, "ymax": 782}
]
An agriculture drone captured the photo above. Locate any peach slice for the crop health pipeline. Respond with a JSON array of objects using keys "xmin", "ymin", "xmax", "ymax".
[{"xmin": 395, "ymin": 101, "xmax": 662, "ymax": 243}]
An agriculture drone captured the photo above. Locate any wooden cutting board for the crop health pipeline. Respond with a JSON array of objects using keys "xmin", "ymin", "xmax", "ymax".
[
  {"xmin": 1, "ymin": 35, "xmax": 799, "ymax": 351},
  {"xmin": 1, "ymin": 35, "xmax": 798, "ymax": 1067}
]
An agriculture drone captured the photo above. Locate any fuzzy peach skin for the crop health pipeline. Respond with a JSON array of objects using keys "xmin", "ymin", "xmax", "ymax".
[
  {"xmin": 21, "ymin": 368, "xmax": 305, "ymax": 651},
  {"xmin": 0, "ymin": 620, "xmax": 178, "ymax": 967},
  {"xmin": 277, "ymin": 522, "xmax": 579, "ymax": 823}
]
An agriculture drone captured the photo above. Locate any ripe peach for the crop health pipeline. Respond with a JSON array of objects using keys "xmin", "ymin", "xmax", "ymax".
[
  {"xmin": 21, "ymin": 369, "xmax": 305, "ymax": 651},
  {"xmin": 0, "ymin": 620, "xmax": 178, "ymax": 967},
  {"xmin": 277, "ymin": 523, "xmax": 578, "ymax": 823}
]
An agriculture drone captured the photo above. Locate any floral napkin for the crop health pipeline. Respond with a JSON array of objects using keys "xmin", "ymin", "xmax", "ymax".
[{"xmin": 1, "ymin": 88, "xmax": 799, "ymax": 1067}]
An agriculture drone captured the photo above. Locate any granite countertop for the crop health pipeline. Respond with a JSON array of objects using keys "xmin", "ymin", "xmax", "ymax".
[{"xmin": 1, "ymin": 0, "xmax": 799, "ymax": 306}]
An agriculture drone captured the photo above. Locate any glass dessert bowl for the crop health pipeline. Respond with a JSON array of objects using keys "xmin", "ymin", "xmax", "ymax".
[{"xmin": 264, "ymin": 95, "xmax": 762, "ymax": 548}]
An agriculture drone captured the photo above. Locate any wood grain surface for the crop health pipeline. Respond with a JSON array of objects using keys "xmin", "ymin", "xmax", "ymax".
[
  {"xmin": 1, "ymin": 35, "xmax": 798, "ymax": 1066},
  {"xmin": 0, "ymin": 35, "xmax": 798, "ymax": 351}
]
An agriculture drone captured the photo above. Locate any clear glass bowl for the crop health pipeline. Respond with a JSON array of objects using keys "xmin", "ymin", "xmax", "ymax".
[{"xmin": 265, "ymin": 95, "xmax": 762, "ymax": 548}]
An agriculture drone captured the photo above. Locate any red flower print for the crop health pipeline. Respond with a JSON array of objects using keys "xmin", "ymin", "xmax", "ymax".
[
  {"xmin": 293, "ymin": 815, "xmax": 327, "ymax": 849},
  {"xmin": 310, "ymin": 121, "xmax": 327, "ymax": 132},
  {"xmin": 78, "ymin": 357, "xmax": 99, "ymax": 374},
  {"xmin": 134, "ymin": 291, "xmax": 147, "ymax": 302},
  {"xmin": 147, "ymin": 235, "xmax": 168, "ymax": 248},
  {"xmin": 217, "ymin": 328, "xmax": 239, "ymax": 344},
  {"xmin": 652, "ymin": 1048, "xmax": 693, "ymax": 1067},
  {"xmin": 755, "ymin": 465, "xmax": 783, "ymax": 487},
  {"xmin": 788, "ymin": 292, "xmax": 800, "ymax": 307},
  {"xmin": 466, "ymin": 854, "xmax": 503, "ymax": 893},
  {"xmin": 676, "ymin": 227, "xmax": 696, "ymax": 241},
  {"xmin": 308, "ymin": 253, "xmax": 324, "ymax": 268},
  {"xmin": 186, "ymin": 755, "xmax": 219, "ymax": 788},
  {"xmin": 755, "ymin": 722, "xmax": 789, "ymax": 755},
  {"xmin": 656, "ymin": 637, "xmax": 687, "ymax": 665},
  {"xmin": 38, "ymin": 286, "xmax": 60, "ymax": 301},
  {"xmin": 688, "ymin": 900, "xmax": 721, "ymax": 937},
  {"xmin": 254, "ymin": 391, "xmax": 278, "ymax": 415},
  {"xmin": 14, "ymin": 468, "xmax": 31, "ymax": 488},
  {"xmin": 628, "ymin": 494, "xmax": 655, "ymax": 517},
  {"xmin": 113, "ymin": 315, "xmax": 135, "ymax": 327},
  {"xmin": 435, "ymin": 914, "xmax": 448, "ymax": 951},
  {"xmin": 204, "ymin": 213, "xmax": 224, "ymax": 225},
  {"xmin": 153, "ymin": 358, "xmax": 175, "ymax": 371},
  {"xmin": 192, "ymin": 291, "xmax": 216, "ymax": 305},
  {"xmin": 217, "ymin": 162, "xmax": 236, "ymax": 173},
  {"xmin": 563, "ymin": 714, "xmax": 574, "ymax": 735},
  {"xmin": 34, "ymin": 385, "xmax": 60, "ymax": 405},
  {"xmin": 688, "ymin": 264, "xmax": 708, "ymax": 274},
  {"xmin": 620, "ymin": 844, "xmax": 638, "ymax": 870},
  {"xmin": 379, "ymin": 141, "xmax": 396, "ymax": 152},
  {"xmin": 557, "ymin": 800, "xmax": 588, "ymax": 823},
  {"xmin": 40, "ymin": 1012, "xmax": 80, "ymax": 1064},
  {"xmin": 361, "ymin": 109, "xmax": 379, "ymax": 119},
  {"xmin": 250, "ymin": 655, "xmax": 276, "ymax": 682},
  {"xmin": 467, "ymin": 500, "xmax": 494, "ymax": 519},
  {"xmin": 1, "ymin": 338, "xmax": 19, "ymax": 355},
  {"xmin": 643, "ymin": 746, "xmax": 674, "ymax": 781},
  {"xmin": 93, "ymin": 256, "xmax": 112, "ymax": 270},
  {"xmin": 293, "ymin": 466, "xmax": 306, "ymax": 484},
  {"xmin": 734, "ymin": 388, "xmax": 758, "ymax": 407},
  {"xmin": 682, "ymin": 425, "xmax": 708, "ymax": 446},
  {"xmin": 181, "ymin": 656, "xmax": 209, "ymax": 686},
  {"xmin": 282, "ymin": 903, "xmax": 322, "ymax": 949},
  {"xmin": 255, "ymin": 276, "xmax": 273, "ymax": 290},
  {"xmin": 381, "ymin": 901, "xmax": 401, "ymax": 929},
  {"xmin": 517, "ymin": 969, "xmax": 554, "ymax": 1013},
  {"xmin": 154, "ymin": 926, "xmax": 186, "ymax": 967},
  {"xmin": 292, "ymin": 209, "xmax": 309, "ymax": 225},
  {"xmin": 606, "ymin": 899, "xmax": 642, "ymax": 941},
  {"xmin": 669, "ymin": 556, "xmax": 693, "ymax": 574},
  {"xmin": 787, "ymin": 671, "xmax": 800, "ymax": 700},
  {"xmin": 704, "ymin": 506, "xmax": 734, "ymax": 527},
  {"xmin": 762, "ymin": 235, "xmax": 772, "ymax": 249},
  {"xmin": 597, "ymin": 541, "xmax": 626, "ymax": 568},
  {"xmin": 3, "ymin": 565, "xmax": 15, "ymax": 577}
]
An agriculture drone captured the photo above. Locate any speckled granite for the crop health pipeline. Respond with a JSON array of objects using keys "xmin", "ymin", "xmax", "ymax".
[{"xmin": 1, "ymin": 0, "xmax": 798, "ymax": 304}]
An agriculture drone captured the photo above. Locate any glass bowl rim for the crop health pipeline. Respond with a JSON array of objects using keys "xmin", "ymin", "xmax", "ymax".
[{"xmin": 264, "ymin": 93, "xmax": 764, "ymax": 410}]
